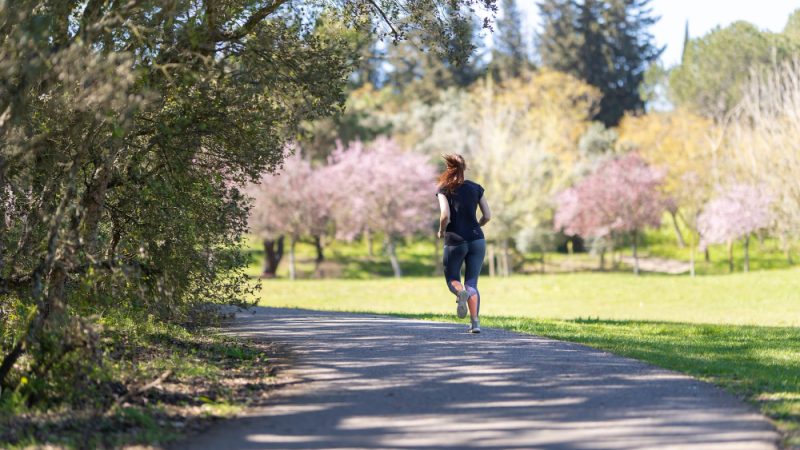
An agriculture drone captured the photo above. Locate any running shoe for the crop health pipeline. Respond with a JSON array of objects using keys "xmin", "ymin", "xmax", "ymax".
[
  {"xmin": 467, "ymin": 319, "xmax": 481, "ymax": 334},
  {"xmin": 456, "ymin": 289, "xmax": 469, "ymax": 319}
]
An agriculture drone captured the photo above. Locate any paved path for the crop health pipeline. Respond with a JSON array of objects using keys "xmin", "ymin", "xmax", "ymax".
[{"xmin": 176, "ymin": 308, "xmax": 778, "ymax": 450}]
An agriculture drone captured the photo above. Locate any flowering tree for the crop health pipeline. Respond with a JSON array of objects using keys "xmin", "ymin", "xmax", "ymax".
[
  {"xmin": 618, "ymin": 109, "xmax": 717, "ymax": 256},
  {"xmin": 698, "ymin": 184, "xmax": 773, "ymax": 273},
  {"xmin": 326, "ymin": 138, "xmax": 437, "ymax": 277},
  {"xmin": 247, "ymin": 152, "xmax": 332, "ymax": 279},
  {"xmin": 458, "ymin": 72, "xmax": 600, "ymax": 275},
  {"xmin": 554, "ymin": 153, "xmax": 667, "ymax": 275}
]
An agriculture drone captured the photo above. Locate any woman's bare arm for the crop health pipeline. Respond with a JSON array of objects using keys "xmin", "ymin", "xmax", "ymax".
[
  {"xmin": 437, "ymin": 193, "xmax": 450, "ymax": 239},
  {"xmin": 478, "ymin": 196, "xmax": 491, "ymax": 226}
]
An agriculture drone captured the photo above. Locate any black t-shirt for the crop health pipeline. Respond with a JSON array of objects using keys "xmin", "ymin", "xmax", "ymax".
[{"xmin": 437, "ymin": 180, "xmax": 485, "ymax": 246}]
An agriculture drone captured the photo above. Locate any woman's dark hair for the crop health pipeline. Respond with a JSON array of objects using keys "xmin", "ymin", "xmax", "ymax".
[{"xmin": 437, "ymin": 154, "xmax": 466, "ymax": 193}]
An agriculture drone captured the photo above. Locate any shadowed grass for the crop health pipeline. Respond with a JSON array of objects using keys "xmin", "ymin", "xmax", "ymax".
[{"xmin": 0, "ymin": 316, "xmax": 278, "ymax": 449}]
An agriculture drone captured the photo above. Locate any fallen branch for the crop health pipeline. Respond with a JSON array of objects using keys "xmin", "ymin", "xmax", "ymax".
[{"xmin": 115, "ymin": 369, "xmax": 172, "ymax": 406}]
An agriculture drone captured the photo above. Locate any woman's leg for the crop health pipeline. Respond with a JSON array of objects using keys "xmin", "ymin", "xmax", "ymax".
[
  {"xmin": 463, "ymin": 239, "xmax": 486, "ymax": 319},
  {"xmin": 442, "ymin": 243, "xmax": 468, "ymax": 295}
]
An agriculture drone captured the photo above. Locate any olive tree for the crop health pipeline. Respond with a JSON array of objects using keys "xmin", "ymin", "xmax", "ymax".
[{"xmin": 0, "ymin": 0, "xmax": 497, "ymax": 400}]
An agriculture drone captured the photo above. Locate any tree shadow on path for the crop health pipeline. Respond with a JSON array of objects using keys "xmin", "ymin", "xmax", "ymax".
[{"xmin": 174, "ymin": 308, "xmax": 778, "ymax": 450}]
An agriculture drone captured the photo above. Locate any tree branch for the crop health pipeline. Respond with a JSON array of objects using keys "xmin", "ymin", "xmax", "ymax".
[
  {"xmin": 218, "ymin": 0, "xmax": 292, "ymax": 42},
  {"xmin": 368, "ymin": 0, "xmax": 400, "ymax": 40}
]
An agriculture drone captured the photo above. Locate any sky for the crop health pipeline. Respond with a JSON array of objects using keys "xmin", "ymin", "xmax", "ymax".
[{"xmin": 512, "ymin": 0, "xmax": 799, "ymax": 67}]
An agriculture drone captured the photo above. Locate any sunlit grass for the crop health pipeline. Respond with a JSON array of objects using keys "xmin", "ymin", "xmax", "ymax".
[{"xmin": 256, "ymin": 268, "xmax": 800, "ymax": 326}]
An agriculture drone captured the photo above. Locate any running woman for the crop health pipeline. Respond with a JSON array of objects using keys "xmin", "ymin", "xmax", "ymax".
[{"xmin": 436, "ymin": 154, "xmax": 491, "ymax": 334}]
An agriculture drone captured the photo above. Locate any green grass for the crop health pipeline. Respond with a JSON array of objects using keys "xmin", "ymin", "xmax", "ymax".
[
  {"xmin": 258, "ymin": 269, "xmax": 800, "ymax": 326},
  {"xmin": 255, "ymin": 268, "xmax": 800, "ymax": 446}
]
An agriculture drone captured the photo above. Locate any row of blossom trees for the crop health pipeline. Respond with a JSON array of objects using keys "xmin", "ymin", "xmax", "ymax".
[
  {"xmin": 247, "ymin": 139, "xmax": 436, "ymax": 279},
  {"xmin": 249, "ymin": 61, "xmax": 799, "ymax": 278},
  {"xmin": 551, "ymin": 153, "xmax": 774, "ymax": 275}
]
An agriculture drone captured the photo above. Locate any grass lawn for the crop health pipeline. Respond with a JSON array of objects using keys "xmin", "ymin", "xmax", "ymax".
[
  {"xmin": 255, "ymin": 268, "xmax": 800, "ymax": 447},
  {"xmin": 257, "ymin": 270, "xmax": 800, "ymax": 326}
]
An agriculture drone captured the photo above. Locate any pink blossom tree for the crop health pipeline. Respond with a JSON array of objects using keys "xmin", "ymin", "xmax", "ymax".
[
  {"xmin": 698, "ymin": 184, "xmax": 773, "ymax": 273},
  {"xmin": 554, "ymin": 153, "xmax": 667, "ymax": 275},
  {"xmin": 326, "ymin": 138, "xmax": 437, "ymax": 277},
  {"xmin": 247, "ymin": 151, "xmax": 332, "ymax": 279}
]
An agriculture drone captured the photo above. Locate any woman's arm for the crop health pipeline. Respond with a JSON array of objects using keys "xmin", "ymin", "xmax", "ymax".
[
  {"xmin": 478, "ymin": 196, "xmax": 492, "ymax": 226},
  {"xmin": 437, "ymin": 193, "xmax": 450, "ymax": 239}
]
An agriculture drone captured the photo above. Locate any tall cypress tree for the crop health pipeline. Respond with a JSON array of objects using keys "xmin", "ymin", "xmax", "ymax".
[
  {"xmin": 785, "ymin": 9, "xmax": 800, "ymax": 42},
  {"xmin": 537, "ymin": 0, "xmax": 663, "ymax": 126},
  {"xmin": 538, "ymin": 0, "xmax": 581, "ymax": 69}
]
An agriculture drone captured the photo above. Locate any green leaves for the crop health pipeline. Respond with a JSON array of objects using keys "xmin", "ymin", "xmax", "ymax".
[
  {"xmin": 669, "ymin": 19, "xmax": 800, "ymax": 118},
  {"xmin": 1, "ymin": 0, "xmax": 496, "ymax": 407}
]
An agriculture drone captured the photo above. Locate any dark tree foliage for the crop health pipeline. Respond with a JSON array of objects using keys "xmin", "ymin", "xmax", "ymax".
[
  {"xmin": 382, "ymin": 9, "xmax": 484, "ymax": 98},
  {"xmin": 0, "ymin": 0, "xmax": 496, "ymax": 402},
  {"xmin": 490, "ymin": 0, "xmax": 532, "ymax": 80},
  {"xmin": 537, "ymin": 0, "xmax": 663, "ymax": 126}
]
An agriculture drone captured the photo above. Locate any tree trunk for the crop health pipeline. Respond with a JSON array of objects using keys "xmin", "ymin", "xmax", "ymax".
[
  {"xmin": 80, "ymin": 154, "xmax": 116, "ymax": 256},
  {"xmin": 540, "ymin": 250, "xmax": 546, "ymax": 274},
  {"xmin": 781, "ymin": 236, "xmax": 793, "ymax": 265},
  {"xmin": 501, "ymin": 239, "xmax": 511, "ymax": 277},
  {"xmin": 599, "ymin": 249, "xmax": 605, "ymax": 271},
  {"xmin": 670, "ymin": 210, "xmax": 686, "ymax": 248},
  {"xmin": 288, "ymin": 237, "xmax": 297, "ymax": 280},
  {"xmin": 0, "ymin": 156, "xmax": 5, "ymax": 277},
  {"xmin": 433, "ymin": 240, "xmax": 443, "ymax": 276},
  {"xmin": 567, "ymin": 239, "xmax": 575, "ymax": 272},
  {"xmin": 488, "ymin": 243, "xmax": 496, "ymax": 277},
  {"xmin": 743, "ymin": 234, "xmax": 750, "ymax": 273},
  {"xmin": 386, "ymin": 236, "xmax": 402, "ymax": 278},
  {"xmin": 261, "ymin": 236, "xmax": 284, "ymax": 278},
  {"xmin": 497, "ymin": 242, "xmax": 504, "ymax": 276},
  {"xmin": 506, "ymin": 243, "xmax": 511, "ymax": 276},
  {"xmin": 705, "ymin": 248, "xmax": 711, "ymax": 263},
  {"xmin": 314, "ymin": 235, "xmax": 324, "ymax": 267},
  {"xmin": 631, "ymin": 230, "xmax": 640, "ymax": 276},
  {"xmin": 498, "ymin": 242, "xmax": 504, "ymax": 276},
  {"xmin": 689, "ymin": 243, "xmax": 696, "ymax": 277},
  {"xmin": 0, "ymin": 339, "xmax": 24, "ymax": 391},
  {"xmin": 365, "ymin": 229, "xmax": 374, "ymax": 258},
  {"xmin": 727, "ymin": 240, "xmax": 734, "ymax": 273},
  {"xmin": 0, "ymin": 164, "xmax": 78, "ymax": 391}
]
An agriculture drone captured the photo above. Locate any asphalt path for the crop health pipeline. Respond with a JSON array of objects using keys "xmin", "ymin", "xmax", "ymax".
[{"xmin": 175, "ymin": 307, "xmax": 778, "ymax": 450}]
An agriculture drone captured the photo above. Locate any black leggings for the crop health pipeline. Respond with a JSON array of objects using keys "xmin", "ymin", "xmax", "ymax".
[{"xmin": 443, "ymin": 239, "xmax": 486, "ymax": 315}]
